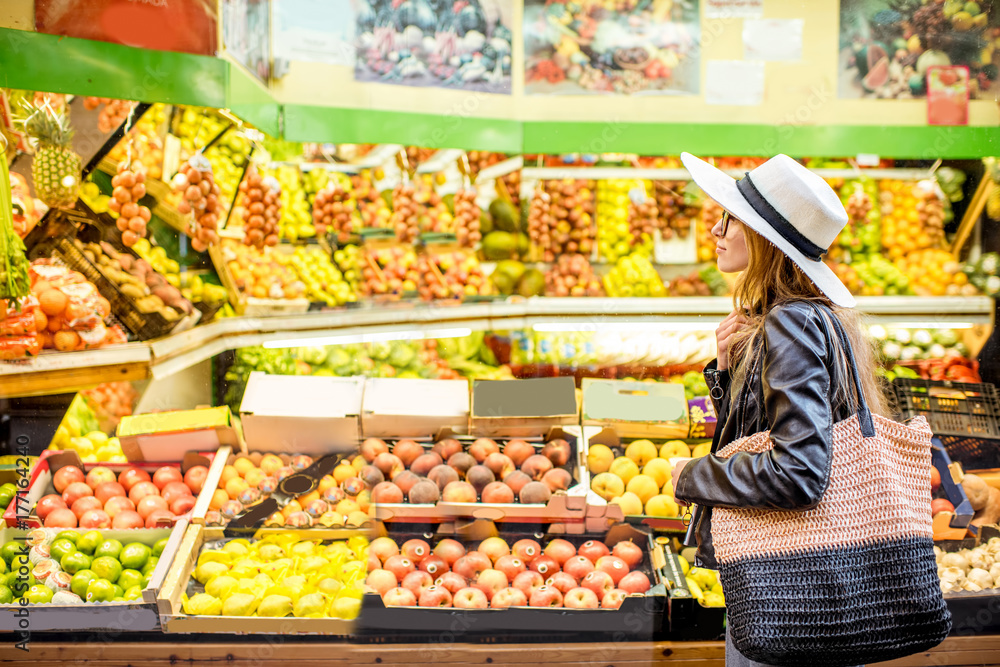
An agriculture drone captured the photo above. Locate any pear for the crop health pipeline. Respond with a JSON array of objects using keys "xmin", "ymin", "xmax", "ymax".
[
  {"xmin": 330, "ymin": 595, "xmax": 361, "ymax": 620},
  {"xmin": 223, "ymin": 541, "xmax": 250, "ymax": 557},
  {"xmin": 317, "ymin": 578, "xmax": 343, "ymax": 598},
  {"xmin": 222, "ymin": 592, "xmax": 259, "ymax": 616},
  {"xmin": 197, "ymin": 550, "xmax": 232, "ymax": 567},
  {"xmin": 183, "ymin": 593, "xmax": 222, "ymax": 616},
  {"xmin": 258, "ymin": 544, "xmax": 286, "ymax": 561},
  {"xmin": 258, "ymin": 594, "xmax": 294, "ymax": 618},
  {"xmin": 205, "ymin": 575, "xmax": 239, "ymax": 601},
  {"xmin": 290, "ymin": 542, "xmax": 317, "ymax": 558},
  {"xmin": 299, "ymin": 555, "xmax": 329, "ymax": 574},
  {"xmin": 293, "ymin": 592, "xmax": 328, "ymax": 618},
  {"xmin": 193, "ymin": 561, "xmax": 230, "ymax": 584}
]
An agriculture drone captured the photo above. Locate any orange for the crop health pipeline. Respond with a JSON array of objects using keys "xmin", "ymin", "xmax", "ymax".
[{"xmin": 39, "ymin": 289, "xmax": 68, "ymax": 316}]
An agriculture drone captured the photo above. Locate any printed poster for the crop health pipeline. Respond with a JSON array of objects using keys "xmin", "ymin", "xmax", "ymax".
[
  {"xmin": 354, "ymin": 0, "xmax": 513, "ymax": 94},
  {"xmin": 274, "ymin": 0, "xmax": 356, "ymax": 67},
  {"xmin": 523, "ymin": 0, "xmax": 701, "ymax": 96},
  {"xmin": 927, "ymin": 65, "xmax": 970, "ymax": 125},
  {"xmin": 221, "ymin": 0, "xmax": 271, "ymax": 83},
  {"xmin": 838, "ymin": 0, "xmax": 999, "ymax": 99}
]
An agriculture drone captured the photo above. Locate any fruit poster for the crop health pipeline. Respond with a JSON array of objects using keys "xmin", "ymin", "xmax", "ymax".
[
  {"xmin": 523, "ymin": 0, "xmax": 701, "ymax": 96},
  {"xmin": 221, "ymin": 0, "xmax": 272, "ymax": 83},
  {"xmin": 838, "ymin": 0, "xmax": 1000, "ymax": 99},
  {"xmin": 354, "ymin": 0, "xmax": 514, "ymax": 94},
  {"xmin": 927, "ymin": 65, "xmax": 970, "ymax": 124},
  {"xmin": 273, "ymin": 0, "xmax": 357, "ymax": 67}
]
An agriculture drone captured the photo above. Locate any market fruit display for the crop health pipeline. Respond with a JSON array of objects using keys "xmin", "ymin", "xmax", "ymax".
[
  {"xmin": 846, "ymin": 255, "xmax": 913, "ymax": 297},
  {"xmin": 830, "ymin": 178, "xmax": 880, "ymax": 263},
  {"xmin": 312, "ymin": 179, "xmax": 359, "ymax": 243},
  {"xmin": 588, "ymin": 439, "xmax": 710, "ymax": 519},
  {"xmin": 236, "ymin": 167, "xmax": 281, "ymax": 249},
  {"xmin": 0, "ymin": 529, "xmax": 166, "ymax": 604},
  {"xmin": 418, "ymin": 249, "xmax": 493, "ymax": 301},
  {"xmin": 28, "ymin": 261, "xmax": 125, "ymax": 352},
  {"xmin": 267, "ymin": 166, "xmax": 314, "ymax": 242},
  {"xmin": 896, "ymin": 249, "xmax": 976, "ymax": 297},
  {"xmin": 360, "ymin": 245, "xmax": 420, "ymax": 298},
  {"xmin": 544, "ymin": 254, "xmax": 604, "ymax": 297},
  {"xmin": 106, "ymin": 103, "xmax": 167, "ymax": 181},
  {"xmin": 369, "ymin": 533, "xmax": 652, "ymax": 609},
  {"xmin": 47, "ymin": 393, "xmax": 125, "ymax": 462},
  {"xmin": 357, "ymin": 435, "xmax": 576, "ymax": 507},
  {"xmin": 349, "ymin": 171, "xmax": 393, "ymax": 230},
  {"xmin": 130, "ymin": 238, "xmax": 228, "ymax": 310},
  {"xmin": 80, "ymin": 382, "xmax": 137, "ymax": 435},
  {"xmin": 181, "ymin": 533, "xmax": 368, "ymax": 619},
  {"xmin": 279, "ymin": 246, "xmax": 357, "ymax": 307},
  {"xmin": 697, "ymin": 199, "xmax": 721, "ymax": 263},
  {"xmin": 171, "ymin": 155, "xmax": 223, "ymax": 252},
  {"xmin": 106, "ymin": 163, "xmax": 151, "ymax": 247},
  {"xmin": 452, "ymin": 189, "xmax": 482, "ymax": 248},
  {"xmin": 25, "ymin": 102, "xmax": 81, "ymax": 209},
  {"xmin": 222, "ymin": 240, "xmax": 306, "ymax": 301},
  {"xmin": 489, "ymin": 260, "xmax": 544, "ymax": 297},
  {"xmin": 881, "ymin": 179, "xmax": 946, "ymax": 262},
  {"xmin": 30, "ymin": 461, "xmax": 203, "ymax": 529},
  {"xmin": 874, "ymin": 326, "xmax": 970, "ymax": 364},
  {"xmin": 653, "ymin": 181, "xmax": 697, "ymax": 240},
  {"xmin": 964, "ymin": 252, "xmax": 1000, "ymax": 296},
  {"xmin": 527, "ymin": 179, "xmax": 595, "ymax": 261},
  {"xmin": 597, "ymin": 179, "xmax": 648, "ymax": 262},
  {"xmin": 936, "ymin": 538, "xmax": 1000, "ymax": 595},
  {"xmin": 0, "ymin": 296, "xmax": 41, "ymax": 359},
  {"xmin": 602, "ymin": 254, "xmax": 667, "ymax": 297}
]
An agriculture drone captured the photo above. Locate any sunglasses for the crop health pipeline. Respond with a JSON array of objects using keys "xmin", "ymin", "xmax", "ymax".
[{"xmin": 720, "ymin": 210, "xmax": 735, "ymax": 236}]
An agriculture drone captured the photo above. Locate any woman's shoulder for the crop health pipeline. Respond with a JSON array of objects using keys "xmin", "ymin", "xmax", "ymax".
[{"xmin": 763, "ymin": 301, "xmax": 829, "ymax": 348}]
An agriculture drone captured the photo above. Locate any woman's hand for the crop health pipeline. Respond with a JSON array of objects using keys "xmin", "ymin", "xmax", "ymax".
[
  {"xmin": 670, "ymin": 457, "xmax": 692, "ymax": 504},
  {"xmin": 716, "ymin": 309, "xmax": 749, "ymax": 371}
]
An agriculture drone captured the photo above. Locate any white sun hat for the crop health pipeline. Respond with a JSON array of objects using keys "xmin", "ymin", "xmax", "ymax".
[{"xmin": 681, "ymin": 152, "xmax": 856, "ymax": 308}]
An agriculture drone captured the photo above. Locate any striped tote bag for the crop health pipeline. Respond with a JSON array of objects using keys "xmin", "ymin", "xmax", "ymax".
[{"xmin": 712, "ymin": 304, "xmax": 951, "ymax": 667}]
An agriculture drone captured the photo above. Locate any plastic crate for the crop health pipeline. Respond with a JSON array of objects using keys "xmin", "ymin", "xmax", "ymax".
[{"xmin": 893, "ymin": 378, "xmax": 1000, "ymax": 471}]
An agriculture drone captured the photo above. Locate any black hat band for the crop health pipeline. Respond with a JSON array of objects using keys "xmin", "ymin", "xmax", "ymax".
[{"xmin": 736, "ymin": 172, "xmax": 828, "ymax": 262}]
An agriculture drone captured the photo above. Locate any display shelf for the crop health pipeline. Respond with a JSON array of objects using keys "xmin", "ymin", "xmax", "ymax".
[
  {"xmin": 478, "ymin": 156, "xmax": 524, "ymax": 182},
  {"xmin": 0, "ymin": 344, "xmax": 152, "ymax": 398},
  {"xmin": 522, "ymin": 167, "xmax": 937, "ymax": 181}
]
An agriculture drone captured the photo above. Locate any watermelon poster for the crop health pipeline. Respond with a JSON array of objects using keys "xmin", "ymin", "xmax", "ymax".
[
  {"xmin": 838, "ymin": 0, "xmax": 1000, "ymax": 99},
  {"xmin": 927, "ymin": 65, "xmax": 970, "ymax": 124},
  {"xmin": 354, "ymin": 0, "xmax": 513, "ymax": 94}
]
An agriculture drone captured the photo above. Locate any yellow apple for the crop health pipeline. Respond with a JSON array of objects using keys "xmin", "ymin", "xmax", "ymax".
[
  {"xmin": 626, "ymin": 474, "xmax": 660, "ymax": 505},
  {"xmin": 645, "ymin": 494, "xmax": 680, "ymax": 518},
  {"xmin": 691, "ymin": 442, "xmax": 712, "ymax": 458},
  {"xmin": 610, "ymin": 491, "xmax": 643, "ymax": 516},
  {"xmin": 591, "ymin": 472, "xmax": 625, "ymax": 501},
  {"xmin": 625, "ymin": 439, "xmax": 658, "ymax": 467},
  {"xmin": 642, "ymin": 458, "xmax": 672, "ymax": 487},
  {"xmin": 609, "ymin": 457, "xmax": 640, "ymax": 485},
  {"xmin": 659, "ymin": 440, "xmax": 691, "ymax": 459},
  {"xmin": 587, "ymin": 444, "xmax": 615, "ymax": 474},
  {"xmin": 333, "ymin": 461, "xmax": 356, "ymax": 483}
]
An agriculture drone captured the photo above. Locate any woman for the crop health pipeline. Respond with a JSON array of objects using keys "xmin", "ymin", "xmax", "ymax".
[{"xmin": 670, "ymin": 153, "xmax": 890, "ymax": 667}]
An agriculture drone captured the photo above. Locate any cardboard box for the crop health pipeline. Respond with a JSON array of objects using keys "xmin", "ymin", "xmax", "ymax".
[
  {"xmin": 358, "ymin": 520, "xmax": 679, "ymax": 639},
  {"xmin": 0, "ymin": 523, "xmax": 186, "ymax": 631},
  {"xmin": 240, "ymin": 373, "xmax": 364, "ymax": 456},
  {"xmin": 470, "ymin": 377, "xmax": 580, "ymax": 438},
  {"xmin": 361, "ymin": 378, "xmax": 469, "ymax": 439},
  {"xmin": 117, "ymin": 406, "xmax": 241, "ymax": 462},
  {"xmin": 581, "ymin": 379, "xmax": 689, "ymax": 439},
  {"xmin": 372, "ymin": 427, "xmax": 590, "ymax": 529},
  {"xmin": 4, "ymin": 449, "xmax": 226, "ymax": 529},
  {"xmin": 157, "ymin": 524, "xmax": 365, "ymax": 634}
]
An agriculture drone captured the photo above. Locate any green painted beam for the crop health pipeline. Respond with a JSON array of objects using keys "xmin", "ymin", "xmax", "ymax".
[
  {"xmin": 0, "ymin": 28, "xmax": 226, "ymax": 107},
  {"xmin": 226, "ymin": 60, "xmax": 280, "ymax": 137},
  {"xmin": 282, "ymin": 104, "xmax": 522, "ymax": 153},
  {"xmin": 521, "ymin": 121, "xmax": 1000, "ymax": 159}
]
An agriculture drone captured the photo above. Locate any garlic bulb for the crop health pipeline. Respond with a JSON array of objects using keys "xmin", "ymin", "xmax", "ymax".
[
  {"xmin": 970, "ymin": 548, "xmax": 995, "ymax": 571},
  {"xmin": 967, "ymin": 567, "xmax": 994, "ymax": 590},
  {"xmin": 934, "ymin": 546, "xmax": 943, "ymax": 564},
  {"xmin": 942, "ymin": 552, "xmax": 970, "ymax": 571},
  {"xmin": 988, "ymin": 538, "xmax": 1000, "ymax": 558},
  {"xmin": 941, "ymin": 578, "xmax": 963, "ymax": 594},
  {"xmin": 991, "ymin": 563, "xmax": 1000, "ymax": 584}
]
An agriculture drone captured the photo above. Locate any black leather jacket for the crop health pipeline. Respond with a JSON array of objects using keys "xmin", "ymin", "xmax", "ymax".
[{"xmin": 673, "ymin": 301, "xmax": 853, "ymax": 569}]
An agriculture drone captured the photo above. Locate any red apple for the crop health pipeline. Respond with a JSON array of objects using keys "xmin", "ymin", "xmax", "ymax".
[
  {"xmin": 384, "ymin": 555, "xmax": 416, "ymax": 581},
  {"xmin": 602, "ymin": 589, "xmax": 627, "ymax": 610},
  {"xmin": 361, "ymin": 438, "xmax": 389, "ymax": 462},
  {"xmin": 383, "ymin": 586, "xmax": 417, "ymax": 607},
  {"xmin": 512, "ymin": 539, "xmax": 542, "ymax": 562},
  {"xmin": 160, "ymin": 481, "xmax": 192, "ymax": 506},
  {"xmin": 512, "ymin": 571, "xmax": 544, "ymax": 598},
  {"xmin": 502, "ymin": 439, "xmax": 535, "ymax": 467},
  {"xmin": 491, "ymin": 587, "xmax": 528, "ymax": 609},
  {"xmin": 34, "ymin": 494, "xmax": 66, "ymax": 521},
  {"xmin": 433, "ymin": 538, "xmax": 466, "ymax": 565},
  {"xmin": 152, "ymin": 466, "xmax": 183, "ymax": 490},
  {"xmin": 402, "ymin": 570, "xmax": 434, "ymax": 598},
  {"xmin": 931, "ymin": 498, "xmax": 955, "ymax": 516},
  {"xmin": 494, "ymin": 555, "xmax": 527, "ymax": 580},
  {"xmin": 62, "ymin": 482, "xmax": 94, "ymax": 507},
  {"xmin": 596, "ymin": 556, "xmax": 630, "ymax": 585},
  {"xmin": 103, "ymin": 495, "xmax": 135, "ymax": 519},
  {"xmin": 401, "ymin": 539, "xmax": 431, "ymax": 562},
  {"xmin": 366, "ymin": 569, "xmax": 398, "ymax": 596},
  {"xmin": 578, "ymin": 540, "xmax": 611, "ymax": 564},
  {"xmin": 70, "ymin": 495, "xmax": 103, "ymax": 519},
  {"xmin": 79, "ymin": 509, "xmax": 111, "ymax": 529},
  {"xmin": 52, "ymin": 466, "xmax": 85, "ymax": 494},
  {"xmin": 112, "ymin": 509, "xmax": 144, "ymax": 529},
  {"xmin": 582, "ymin": 570, "xmax": 615, "ymax": 598},
  {"xmin": 85, "ymin": 466, "xmax": 116, "ymax": 490},
  {"xmin": 392, "ymin": 439, "xmax": 425, "ymax": 467},
  {"xmin": 618, "ymin": 571, "xmax": 651, "ymax": 594},
  {"xmin": 612, "ymin": 541, "xmax": 644, "ymax": 569},
  {"xmin": 128, "ymin": 481, "xmax": 159, "ymax": 504},
  {"xmin": 94, "ymin": 482, "xmax": 127, "ymax": 505},
  {"xmin": 453, "ymin": 587, "xmax": 489, "ymax": 609},
  {"xmin": 170, "ymin": 495, "xmax": 197, "ymax": 515},
  {"xmin": 418, "ymin": 585, "xmax": 453, "ymax": 608},
  {"xmin": 43, "ymin": 507, "xmax": 77, "ymax": 528},
  {"xmin": 137, "ymin": 494, "xmax": 169, "ymax": 520},
  {"xmin": 118, "ymin": 468, "xmax": 151, "ymax": 492},
  {"xmin": 434, "ymin": 571, "xmax": 468, "ymax": 594},
  {"xmin": 469, "ymin": 438, "xmax": 500, "ymax": 462},
  {"xmin": 543, "ymin": 539, "xmax": 576, "ymax": 565},
  {"xmin": 545, "ymin": 571, "xmax": 577, "ymax": 594},
  {"xmin": 564, "ymin": 587, "xmax": 600, "ymax": 609},
  {"xmin": 145, "ymin": 509, "xmax": 174, "ymax": 528},
  {"xmin": 528, "ymin": 555, "xmax": 560, "ymax": 578},
  {"xmin": 477, "ymin": 537, "xmax": 510, "ymax": 563},
  {"xmin": 474, "ymin": 569, "xmax": 508, "ymax": 601},
  {"xmin": 563, "ymin": 555, "xmax": 596, "ymax": 581},
  {"xmin": 529, "ymin": 585, "xmax": 563, "ymax": 608},
  {"xmin": 453, "ymin": 552, "xmax": 491, "ymax": 580},
  {"xmin": 418, "ymin": 555, "xmax": 450, "ymax": 577},
  {"xmin": 183, "ymin": 466, "xmax": 209, "ymax": 494}
]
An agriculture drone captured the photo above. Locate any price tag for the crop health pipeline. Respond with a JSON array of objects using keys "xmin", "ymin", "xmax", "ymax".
[{"xmin": 856, "ymin": 153, "xmax": 880, "ymax": 167}]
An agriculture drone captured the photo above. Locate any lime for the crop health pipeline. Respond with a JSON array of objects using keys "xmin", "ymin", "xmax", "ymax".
[
  {"xmin": 76, "ymin": 531, "xmax": 104, "ymax": 555},
  {"xmin": 25, "ymin": 584, "xmax": 53, "ymax": 604},
  {"xmin": 123, "ymin": 585, "xmax": 143, "ymax": 601},
  {"xmin": 0, "ymin": 558, "xmax": 6, "ymax": 575},
  {"xmin": 152, "ymin": 538, "xmax": 169, "ymax": 558},
  {"xmin": 121, "ymin": 543, "xmax": 151, "ymax": 571},
  {"xmin": 61, "ymin": 552, "xmax": 92, "ymax": 575},
  {"xmin": 0, "ymin": 489, "xmax": 13, "ymax": 511},
  {"xmin": 11, "ymin": 554, "xmax": 30, "ymax": 576},
  {"xmin": 85, "ymin": 579, "xmax": 115, "ymax": 602},
  {"xmin": 94, "ymin": 539, "xmax": 123, "ymax": 560},
  {"xmin": 1, "ymin": 540, "xmax": 25, "ymax": 566},
  {"xmin": 112, "ymin": 584, "xmax": 124, "ymax": 599},
  {"xmin": 142, "ymin": 573, "xmax": 151, "ymax": 588},
  {"xmin": 0, "ymin": 584, "xmax": 12, "ymax": 604},
  {"xmin": 117, "ymin": 569, "xmax": 144, "ymax": 592},
  {"xmin": 0, "ymin": 482, "xmax": 15, "ymax": 496},
  {"xmin": 50, "ymin": 538, "xmax": 77, "ymax": 564},
  {"xmin": 91, "ymin": 556, "xmax": 123, "ymax": 583},
  {"xmin": 70, "ymin": 570, "xmax": 97, "ymax": 598},
  {"xmin": 55, "ymin": 531, "xmax": 80, "ymax": 546},
  {"xmin": 9, "ymin": 573, "xmax": 35, "ymax": 597},
  {"xmin": 141, "ymin": 556, "xmax": 159, "ymax": 576}
]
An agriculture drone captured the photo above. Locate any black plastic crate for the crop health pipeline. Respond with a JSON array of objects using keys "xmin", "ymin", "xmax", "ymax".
[{"xmin": 893, "ymin": 378, "xmax": 1000, "ymax": 471}]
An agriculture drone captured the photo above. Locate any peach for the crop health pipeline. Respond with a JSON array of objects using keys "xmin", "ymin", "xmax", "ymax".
[
  {"xmin": 428, "ymin": 464, "xmax": 460, "ymax": 492},
  {"xmin": 79, "ymin": 509, "xmax": 112, "ymax": 529},
  {"xmin": 259, "ymin": 453, "xmax": 284, "ymax": 475},
  {"xmin": 645, "ymin": 494, "xmax": 680, "ymax": 518},
  {"xmin": 542, "ymin": 439, "xmax": 571, "ymax": 467},
  {"xmin": 609, "ymin": 457, "xmax": 640, "ymax": 485},
  {"xmin": 446, "ymin": 452, "xmax": 477, "ymax": 475},
  {"xmin": 410, "ymin": 452, "xmax": 443, "ymax": 477},
  {"xmin": 431, "ymin": 438, "xmax": 463, "ymax": 461},
  {"xmin": 63, "ymin": 482, "xmax": 94, "ymax": 508},
  {"xmin": 360, "ymin": 465, "xmax": 385, "ymax": 489},
  {"xmin": 53, "ymin": 466, "xmax": 85, "ymax": 494},
  {"xmin": 502, "ymin": 439, "xmax": 535, "ymax": 467},
  {"xmin": 503, "ymin": 471, "xmax": 532, "ymax": 496},
  {"xmin": 465, "ymin": 465, "xmax": 495, "ymax": 494},
  {"xmin": 481, "ymin": 481, "xmax": 514, "ymax": 504},
  {"xmin": 625, "ymin": 440, "xmax": 658, "ymax": 467},
  {"xmin": 441, "ymin": 481, "xmax": 477, "ymax": 503},
  {"xmin": 642, "ymin": 458, "xmax": 672, "ymax": 488},
  {"xmin": 469, "ymin": 438, "xmax": 499, "ymax": 462},
  {"xmin": 521, "ymin": 454, "xmax": 553, "ymax": 481},
  {"xmin": 373, "ymin": 453, "xmax": 405, "ymax": 479},
  {"xmin": 610, "ymin": 491, "xmax": 643, "ymax": 517},
  {"xmin": 71, "ymin": 495, "xmax": 103, "ymax": 519},
  {"xmin": 361, "ymin": 438, "xmax": 389, "ymax": 462},
  {"xmin": 392, "ymin": 439, "xmax": 425, "ymax": 467},
  {"xmin": 626, "ymin": 474, "xmax": 660, "ymax": 505},
  {"xmin": 591, "ymin": 472, "xmax": 625, "ymax": 502},
  {"xmin": 542, "ymin": 468, "xmax": 573, "ymax": 492},
  {"xmin": 408, "ymin": 480, "xmax": 441, "ymax": 504},
  {"xmin": 518, "ymin": 481, "xmax": 552, "ymax": 505},
  {"xmin": 586, "ymin": 444, "xmax": 615, "ymax": 474},
  {"xmin": 483, "ymin": 453, "xmax": 515, "ymax": 480},
  {"xmin": 86, "ymin": 466, "xmax": 117, "ymax": 490},
  {"xmin": 371, "ymin": 482, "xmax": 404, "ymax": 504},
  {"xmin": 392, "ymin": 471, "xmax": 421, "ymax": 496},
  {"xmin": 94, "ymin": 482, "xmax": 127, "ymax": 505}
]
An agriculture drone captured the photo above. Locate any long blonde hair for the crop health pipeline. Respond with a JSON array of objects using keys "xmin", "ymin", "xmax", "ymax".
[{"xmin": 729, "ymin": 224, "xmax": 890, "ymax": 419}]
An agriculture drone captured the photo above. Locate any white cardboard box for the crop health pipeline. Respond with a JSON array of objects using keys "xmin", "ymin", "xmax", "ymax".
[{"xmin": 361, "ymin": 378, "xmax": 470, "ymax": 438}]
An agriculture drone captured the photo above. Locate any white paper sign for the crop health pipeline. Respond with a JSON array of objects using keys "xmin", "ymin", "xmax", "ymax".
[
  {"xmin": 744, "ymin": 19, "xmax": 804, "ymax": 62},
  {"xmin": 273, "ymin": 0, "xmax": 356, "ymax": 67},
  {"xmin": 704, "ymin": 0, "xmax": 763, "ymax": 19},
  {"xmin": 706, "ymin": 60, "xmax": 765, "ymax": 106}
]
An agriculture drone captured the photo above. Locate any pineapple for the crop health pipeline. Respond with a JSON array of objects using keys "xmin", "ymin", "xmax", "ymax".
[{"xmin": 25, "ymin": 104, "xmax": 81, "ymax": 209}]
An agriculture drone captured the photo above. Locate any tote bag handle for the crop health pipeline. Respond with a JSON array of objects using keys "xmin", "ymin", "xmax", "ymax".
[{"xmin": 810, "ymin": 301, "xmax": 876, "ymax": 439}]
